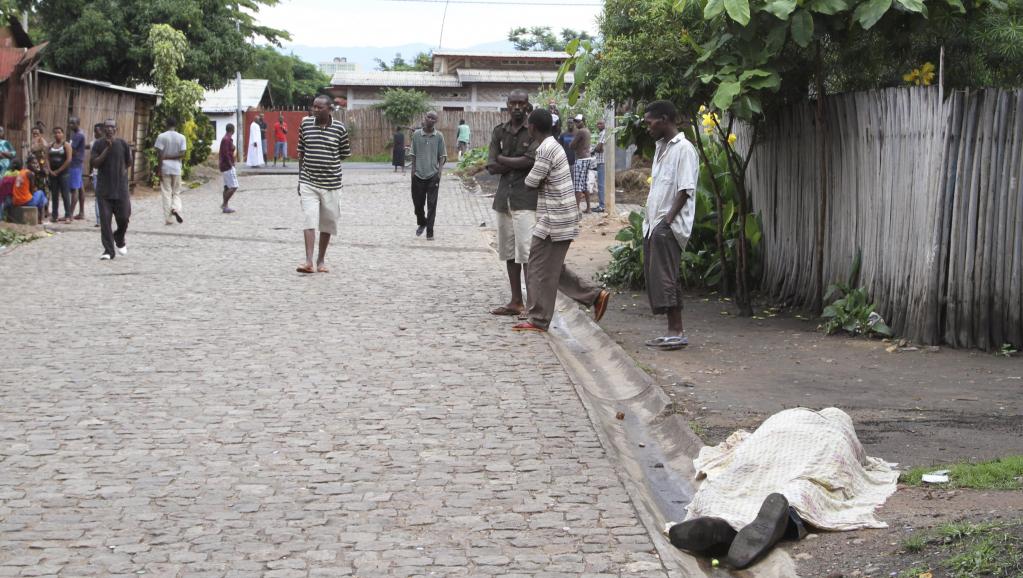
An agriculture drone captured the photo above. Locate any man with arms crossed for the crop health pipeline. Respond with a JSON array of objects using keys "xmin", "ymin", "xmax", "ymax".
[
  {"xmin": 512, "ymin": 108, "xmax": 609, "ymax": 332},
  {"xmin": 486, "ymin": 89, "xmax": 539, "ymax": 317},
  {"xmin": 407, "ymin": 110, "xmax": 446, "ymax": 240},
  {"xmin": 296, "ymin": 95, "xmax": 351, "ymax": 274},
  {"xmin": 642, "ymin": 101, "xmax": 699, "ymax": 350}
]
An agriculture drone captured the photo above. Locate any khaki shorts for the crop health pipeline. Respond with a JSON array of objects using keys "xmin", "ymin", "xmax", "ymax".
[
  {"xmin": 496, "ymin": 208, "xmax": 536, "ymax": 264},
  {"xmin": 299, "ymin": 182, "xmax": 341, "ymax": 235}
]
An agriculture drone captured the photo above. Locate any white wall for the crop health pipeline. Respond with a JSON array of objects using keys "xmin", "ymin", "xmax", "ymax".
[{"xmin": 206, "ymin": 112, "xmax": 239, "ymax": 152}]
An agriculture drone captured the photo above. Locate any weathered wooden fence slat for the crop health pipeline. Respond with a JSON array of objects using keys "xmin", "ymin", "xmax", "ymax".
[{"xmin": 744, "ymin": 86, "xmax": 1022, "ymax": 349}]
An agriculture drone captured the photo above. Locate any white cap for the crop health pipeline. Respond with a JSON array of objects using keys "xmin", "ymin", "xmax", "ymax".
[
  {"xmin": 551, "ymin": 113, "xmax": 560, "ymax": 123},
  {"xmin": 573, "ymin": 114, "xmax": 584, "ymax": 121}
]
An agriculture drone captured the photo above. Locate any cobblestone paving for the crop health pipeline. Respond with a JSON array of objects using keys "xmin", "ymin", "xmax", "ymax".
[{"xmin": 0, "ymin": 170, "xmax": 668, "ymax": 577}]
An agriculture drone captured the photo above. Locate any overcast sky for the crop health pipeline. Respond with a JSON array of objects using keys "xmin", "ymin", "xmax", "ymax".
[{"xmin": 255, "ymin": 0, "xmax": 603, "ymax": 50}]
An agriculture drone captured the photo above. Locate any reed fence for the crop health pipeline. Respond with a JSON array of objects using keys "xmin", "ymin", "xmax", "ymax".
[
  {"xmin": 741, "ymin": 86, "xmax": 1022, "ymax": 349},
  {"xmin": 335, "ymin": 109, "xmax": 504, "ymax": 157}
]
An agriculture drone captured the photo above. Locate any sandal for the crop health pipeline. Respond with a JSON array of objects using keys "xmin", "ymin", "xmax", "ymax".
[
  {"xmin": 658, "ymin": 336, "xmax": 689, "ymax": 351},
  {"xmin": 296, "ymin": 264, "xmax": 314, "ymax": 274},
  {"xmin": 512, "ymin": 321, "xmax": 546, "ymax": 332},
  {"xmin": 490, "ymin": 306, "xmax": 522, "ymax": 316}
]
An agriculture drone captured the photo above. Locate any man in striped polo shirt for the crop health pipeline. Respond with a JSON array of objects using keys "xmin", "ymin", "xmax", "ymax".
[
  {"xmin": 512, "ymin": 108, "xmax": 610, "ymax": 332},
  {"xmin": 296, "ymin": 95, "xmax": 351, "ymax": 274}
]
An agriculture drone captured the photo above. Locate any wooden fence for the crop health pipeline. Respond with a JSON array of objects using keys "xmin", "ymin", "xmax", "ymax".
[
  {"xmin": 741, "ymin": 87, "xmax": 1023, "ymax": 349},
  {"xmin": 336, "ymin": 109, "xmax": 504, "ymax": 157}
]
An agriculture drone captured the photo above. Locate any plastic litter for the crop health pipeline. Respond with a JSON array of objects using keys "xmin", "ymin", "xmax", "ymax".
[{"xmin": 921, "ymin": 470, "xmax": 950, "ymax": 484}]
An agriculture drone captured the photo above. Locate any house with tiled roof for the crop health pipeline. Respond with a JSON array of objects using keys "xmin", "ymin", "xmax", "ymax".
[{"xmin": 327, "ymin": 50, "xmax": 573, "ymax": 111}]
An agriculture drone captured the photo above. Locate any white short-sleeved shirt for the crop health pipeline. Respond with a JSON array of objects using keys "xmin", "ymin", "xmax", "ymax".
[
  {"xmin": 154, "ymin": 130, "xmax": 187, "ymax": 176},
  {"xmin": 643, "ymin": 132, "xmax": 699, "ymax": 248}
]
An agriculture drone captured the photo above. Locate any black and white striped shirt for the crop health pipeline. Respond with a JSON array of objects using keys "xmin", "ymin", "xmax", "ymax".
[{"xmin": 297, "ymin": 116, "xmax": 351, "ymax": 189}]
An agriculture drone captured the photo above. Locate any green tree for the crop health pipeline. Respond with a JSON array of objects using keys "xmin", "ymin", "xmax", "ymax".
[
  {"xmin": 508, "ymin": 26, "xmax": 595, "ymax": 51},
  {"xmin": 25, "ymin": 0, "xmax": 288, "ymax": 88},
  {"xmin": 144, "ymin": 24, "xmax": 207, "ymax": 180},
  {"xmin": 564, "ymin": 0, "xmax": 1009, "ymax": 316},
  {"xmin": 373, "ymin": 88, "xmax": 430, "ymax": 128},
  {"xmin": 374, "ymin": 52, "xmax": 433, "ymax": 71},
  {"xmin": 244, "ymin": 46, "xmax": 330, "ymax": 107}
]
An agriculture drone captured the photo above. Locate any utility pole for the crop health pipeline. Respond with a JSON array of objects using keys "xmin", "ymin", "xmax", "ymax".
[
  {"xmin": 604, "ymin": 103, "xmax": 615, "ymax": 216},
  {"xmin": 236, "ymin": 4, "xmax": 244, "ymax": 162}
]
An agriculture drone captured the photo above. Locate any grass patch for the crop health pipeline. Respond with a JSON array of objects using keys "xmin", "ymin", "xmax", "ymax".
[
  {"xmin": 897, "ymin": 520, "xmax": 1023, "ymax": 578},
  {"xmin": 0, "ymin": 227, "xmax": 40, "ymax": 247},
  {"xmin": 901, "ymin": 534, "xmax": 927, "ymax": 552},
  {"xmin": 688, "ymin": 420, "xmax": 708, "ymax": 440},
  {"xmin": 900, "ymin": 455, "xmax": 1023, "ymax": 489}
]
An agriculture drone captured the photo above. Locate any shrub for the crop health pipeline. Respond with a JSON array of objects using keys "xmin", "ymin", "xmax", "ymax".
[
  {"xmin": 820, "ymin": 252, "xmax": 893, "ymax": 337},
  {"xmin": 598, "ymin": 210, "xmax": 646, "ymax": 289}
]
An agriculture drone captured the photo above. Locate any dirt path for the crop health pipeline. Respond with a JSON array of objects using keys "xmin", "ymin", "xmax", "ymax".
[{"xmin": 560, "ymin": 210, "xmax": 1023, "ymax": 578}]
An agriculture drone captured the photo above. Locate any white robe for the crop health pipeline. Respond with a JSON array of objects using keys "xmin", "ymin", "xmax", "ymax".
[{"xmin": 246, "ymin": 121, "xmax": 264, "ymax": 167}]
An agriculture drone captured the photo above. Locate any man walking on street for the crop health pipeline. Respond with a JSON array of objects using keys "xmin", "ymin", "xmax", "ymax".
[
  {"xmin": 592, "ymin": 119, "xmax": 607, "ymax": 212},
  {"xmin": 67, "ymin": 116, "xmax": 87, "ymax": 220},
  {"xmin": 570, "ymin": 115, "xmax": 592, "ymax": 213},
  {"xmin": 486, "ymin": 89, "xmax": 539, "ymax": 317},
  {"xmin": 407, "ymin": 111, "xmax": 447, "ymax": 241},
  {"xmin": 296, "ymin": 95, "xmax": 351, "ymax": 274},
  {"xmin": 91, "ymin": 119, "xmax": 133, "ymax": 260},
  {"xmin": 154, "ymin": 117, "xmax": 187, "ymax": 225},
  {"xmin": 512, "ymin": 108, "xmax": 610, "ymax": 332},
  {"xmin": 641, "ymin": 100, "xmax": 699, "ymax": 350},
  {"xmin": 219, "ymin": 123, "xmax": 239, "ymax": 213},
  {"xmin": 273, "ymin": 113, "xmax": 288, "ymax": 167},
  {"xmin": 456, "ymin": 119, "xmax": 471, "ymax": 161}
]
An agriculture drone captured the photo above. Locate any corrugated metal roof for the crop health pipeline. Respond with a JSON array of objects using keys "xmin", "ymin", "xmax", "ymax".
[
  {"xmin": 455, "ymin": 69, "xmax": 573, "ymax": 85},
  {"xmin": 433, "ymin": 50, "xmax": 567, "ymax": 60},
  {"xmin": 200, "ymin": 79, "xmax": 269, "ymax": 113},
  {"xmin": 39, "ymin": 70, "xmax": 158, "ymax": 97},
  {"xmin": 330, "ymin": 71, "xmax": 461, "ymax": 88}
]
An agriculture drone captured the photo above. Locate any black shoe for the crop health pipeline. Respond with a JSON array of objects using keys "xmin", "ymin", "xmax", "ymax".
[
  {"xmin": 426, "ymin": 232, "xmax": 434, "ymax": 240},
  {"xmin": 172, "ymin": 210, "xmax": 183, "ymax": 224},
  {"xmin": 416, "ymin": 225, "xmax": 426, "ymax": 237},
  {"xmin": 668, "ymin": 517, "xmax": 737, "ymax": 557},
  {"xmin": 726, "ymin": 493, "xmax": 791, "ymax": 569}
]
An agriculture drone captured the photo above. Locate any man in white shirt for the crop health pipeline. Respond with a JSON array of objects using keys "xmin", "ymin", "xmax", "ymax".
[
  {"xmin": 154, "ymin": 117, "xmax": 187, "ymax": 225},
  {"xmin": 642, "ymin": 100, "xmax": 699, "ymax": 350}
]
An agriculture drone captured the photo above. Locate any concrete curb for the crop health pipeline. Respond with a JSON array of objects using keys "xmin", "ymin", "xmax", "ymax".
[{"xmin": 544, "ymin": 297, "xmax": 799, "ymax": 578}]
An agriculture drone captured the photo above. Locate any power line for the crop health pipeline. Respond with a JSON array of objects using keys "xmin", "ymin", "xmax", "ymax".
[{"xmin": 381, "ymin": 0, "xmax": 602, "ymax": 5}]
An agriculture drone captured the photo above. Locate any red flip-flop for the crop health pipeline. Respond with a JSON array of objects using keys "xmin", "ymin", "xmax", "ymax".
[{"xmin": 512, "ymin": 322, "xmax": 546, "ymax": 332}]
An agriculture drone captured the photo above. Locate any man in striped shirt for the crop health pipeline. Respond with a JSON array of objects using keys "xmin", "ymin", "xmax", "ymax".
[
  {"xmin": 512, "ymin": 109, "xmax": 610, "ymax": 332},
  {"xmin": 296, "ymin": 95, "xmax": 351, "ymax": 274}
]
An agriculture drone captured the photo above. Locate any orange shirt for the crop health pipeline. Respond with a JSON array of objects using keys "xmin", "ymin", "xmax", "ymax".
[{"xmin": 12, "ymin": 169, "xmax": 32, "ymax": 206}]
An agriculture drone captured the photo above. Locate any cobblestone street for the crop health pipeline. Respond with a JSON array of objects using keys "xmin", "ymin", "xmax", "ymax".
[{"xmin": 0, "ymin": 170, "xmax": 668, "ymax": 577}]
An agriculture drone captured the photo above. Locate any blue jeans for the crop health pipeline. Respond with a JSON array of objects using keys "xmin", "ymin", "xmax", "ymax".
[
  {"xmin": 23, "ymin": 190, "xmax": 47, "ymax": 208},
  {"xmin": 595, "ymin": 162, "xmax": 606, "ymax": 207}
]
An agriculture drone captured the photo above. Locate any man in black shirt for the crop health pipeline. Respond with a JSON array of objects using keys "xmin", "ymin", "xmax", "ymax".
[{"xmin": 91, "ymin": 119, "xmax": 133, "ymax": 260}]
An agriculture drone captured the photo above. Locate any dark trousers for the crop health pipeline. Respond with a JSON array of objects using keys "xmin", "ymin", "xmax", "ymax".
[
  {"xmin": 49, "ymin": 173, "xmax": 70, "ymax": 220},
  {"xmin": 411, "ymin": 174, "xmax": 440, "ymax": 236},
  {"xmin": 97, "ymin": 195, "xmax": 131, "ymax": 258},
  {"xmin": 643, "ymin": 223, "xmax": 684, "ymax": 314},
  {"xmin": 525, "ymin": 236, "xmax": 602, "ymax": 330}
]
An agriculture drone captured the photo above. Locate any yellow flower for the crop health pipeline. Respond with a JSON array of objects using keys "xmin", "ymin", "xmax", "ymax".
[
  {"xmin": 727, "ymin": 133, "xmax": 737, "ymax": 145},
  {"xmin": 699, "ymin": 105, "xmax": 707, "ymax": 113},
  {"xmin": 903, "ymin": 69, "xmax": 919, "ymax": 83},
  {"xmin": 904, "ymin": 62, "xmax": 936, "ymax": 86},
  {"xmin": 704, "ymin": 127, "xmax": 714, "ymax": 135},
  {"xmin": 646, "ymin": 176, "xmax": 653, "ymax": 185}
]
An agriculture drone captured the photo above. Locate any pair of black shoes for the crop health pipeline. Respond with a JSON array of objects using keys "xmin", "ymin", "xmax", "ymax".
[
  {"xmin": 669, "ymin": 493, "xmax": 806, "ymax": 569},
  {"xmin": 415, "ymin": 225, "xmax": 434, "ymax": 240}
]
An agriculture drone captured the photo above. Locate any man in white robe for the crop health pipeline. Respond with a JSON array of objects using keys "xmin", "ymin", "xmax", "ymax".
[{"xmin": 246, "ymin": 120, "xmax": 264, "ymax": 167}]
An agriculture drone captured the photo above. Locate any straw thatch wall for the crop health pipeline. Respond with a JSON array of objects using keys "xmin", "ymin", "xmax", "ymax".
[
  {"xmin": 338, "ymin": 109, "xmax": 505, "ymax": 157},
  {"xmin": 742, "ymin": 86, "xmax": 1022, "ymax": 349}
]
